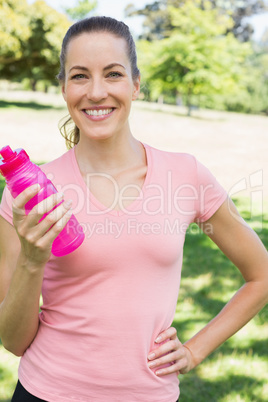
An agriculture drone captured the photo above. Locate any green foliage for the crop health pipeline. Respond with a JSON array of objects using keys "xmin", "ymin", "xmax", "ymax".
[
  {"xmin": 138, "ymin": 1, "xmax": 252, "ymax": 113},
  {"xmin": 125, "ymin": 0, "xmax": 268, "ymax": 42},
  {"xmin": 0, "ymin": 0, "xmax": 30, "ymax": 63},
  {"xmin": 0, "ymin": 0, "xmax": 70, "ymax": 90},
  {"xmin": 128, "ymin": 0, "xmax": 268, "ymax": 114},
  {"xmin": 224, "ymin": 52, "xmax": 268, "ymax": 114},
  {"xmin": 64, "ymin": 0, "xmax": 97, "ymax": 20},
  {"xmin": 0, "ymin": 173, "xmax": 5, "ymax": 198},
  {"xmin": 216, "ymin": 0, "xmax": 268, "ymax": 42}
]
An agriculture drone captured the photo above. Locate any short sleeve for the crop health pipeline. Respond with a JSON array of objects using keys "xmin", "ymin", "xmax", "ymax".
[
  {"xmin": 0, "ymin": 185, "xmax": 14, "ymax": 225},
  {"xmin": 194, "ymin": 159, "xmax": 228, "ymax": 223}
]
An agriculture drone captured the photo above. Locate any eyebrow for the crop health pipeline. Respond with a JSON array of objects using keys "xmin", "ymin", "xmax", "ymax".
[{"xmin": 68, "ymin": 63, "xmax": 126, "ymax": 73}]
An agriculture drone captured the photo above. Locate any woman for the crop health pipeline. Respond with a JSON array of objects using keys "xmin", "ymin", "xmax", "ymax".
[{"xmin": 0, "ymin": 16, "xmax": 267, "ymax": 402}]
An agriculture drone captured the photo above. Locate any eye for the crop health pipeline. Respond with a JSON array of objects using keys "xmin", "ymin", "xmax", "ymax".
[
  {"xmin": 71, "ymin": 73, "xmax": 86, "ymax": 80},
  {"xmin": 108, "ymin": 71, "xmax": 123, "ymax": 78}
]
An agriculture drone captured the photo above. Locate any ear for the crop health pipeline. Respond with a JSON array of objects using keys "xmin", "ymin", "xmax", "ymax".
[
  {"xmin": 61, "ymin": 84, "xmax": 67, "ymax": 101},
  {"xmin": 132, "ymin": 76, "xmax": 141, "ymax": 101}
]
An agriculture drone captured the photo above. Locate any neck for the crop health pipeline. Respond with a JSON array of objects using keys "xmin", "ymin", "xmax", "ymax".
[{"xmin": 74, "ymin": 132, "xmax": 144, "ymax": 175}]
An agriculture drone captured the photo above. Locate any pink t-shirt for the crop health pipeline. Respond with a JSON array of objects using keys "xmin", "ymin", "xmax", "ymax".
[{"xmin": 0, "ymin": 144, "xmax": 227, "ymax": 401}]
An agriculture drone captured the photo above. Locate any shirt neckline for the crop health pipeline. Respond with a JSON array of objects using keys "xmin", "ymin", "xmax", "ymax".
[{"xmin": 70, "ymin": 142, "xmax": 152, "ymax": 217}]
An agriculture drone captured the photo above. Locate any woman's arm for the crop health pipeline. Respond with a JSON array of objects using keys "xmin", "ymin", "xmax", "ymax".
[
  {"xmin": 0, "ymin": 216, "xmax": 44, "ymax": 356},
  {"xmin": 183, "ymin": 198, "xmax": 268, "ymax": 370},
  {"xmin": 148, "ymin": 198, "xmax": 268, "ymax": 375},
  {"xmin": 0, "ymin": 185, "xmax": 72, "ymax": 356}
]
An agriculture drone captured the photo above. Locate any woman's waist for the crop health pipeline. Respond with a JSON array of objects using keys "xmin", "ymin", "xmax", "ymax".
[{"xmin": 20, "ymin": 323, "xmax": 180, "ymax": 401}]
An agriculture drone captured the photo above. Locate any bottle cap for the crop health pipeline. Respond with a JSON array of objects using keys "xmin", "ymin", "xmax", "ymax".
[
  {"xmin": 0, "ymin": 146, "xmax": 29, "ymax": 177},
  {"xmin": 0, "ymin": 146, "xmax": 14, "ymax": 160}
]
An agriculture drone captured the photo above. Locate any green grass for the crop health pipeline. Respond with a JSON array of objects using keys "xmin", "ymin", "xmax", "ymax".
[
  {"xmin": 0, "ymin": 99, "xmax": 65, "ymax": 111},
  {"xmin": 0, "ymin": 96, "xmax": 267, "ymax": 400},
  {"xmin": 0, "ymin": 171, "xmax": 267, "ymax": 400},
  {"xmin": 175, "ymin": 203, "xmax": 268, "ymax": 402}
]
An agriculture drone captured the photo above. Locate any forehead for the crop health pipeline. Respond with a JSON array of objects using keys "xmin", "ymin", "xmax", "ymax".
[{"xmin": 65, "ymin": 32, "xmax": 129, "ymax": 65}]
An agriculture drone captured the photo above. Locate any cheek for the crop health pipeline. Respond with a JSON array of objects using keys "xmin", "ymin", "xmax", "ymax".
[
  {"xmin": 65, "ymin": 85, "xmax": 84, "ymax": 106},
  {"xmin": 118, "ymin": 82, "xmax": 135, "ymax": 102}
]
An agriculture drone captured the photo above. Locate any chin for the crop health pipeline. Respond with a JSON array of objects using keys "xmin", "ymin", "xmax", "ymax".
[
  {"xmin": 79, "ymin": 126, "xmax": 125, "ymax": 142},
  {"xmin": 81, "ymin": 132, "xmax": 116, "ymax": 142}
]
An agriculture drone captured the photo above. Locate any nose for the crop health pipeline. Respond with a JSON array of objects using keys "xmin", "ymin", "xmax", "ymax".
[{"xmin": 86, "ymin": 78, "xmax": 108, "ymax": 102}]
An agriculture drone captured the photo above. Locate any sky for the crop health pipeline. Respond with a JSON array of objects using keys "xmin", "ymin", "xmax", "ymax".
[
  {"xmin": 28, "ymin": 0, "xmax": 150, "ymax": 37},
  {"xmin": 28, "ymin": 0, "xmax": 268, "ymax": 40}
]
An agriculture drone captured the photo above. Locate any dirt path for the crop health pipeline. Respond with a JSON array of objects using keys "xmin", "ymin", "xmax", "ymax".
[{"xmin": 1, "ymin": 90, "xmax": 267, "ymax": 202}]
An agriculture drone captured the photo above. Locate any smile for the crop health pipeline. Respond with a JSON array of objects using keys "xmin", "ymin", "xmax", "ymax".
[{"xmin": 84, "ymin": 108, "xmax": 113, "ymax": 116}]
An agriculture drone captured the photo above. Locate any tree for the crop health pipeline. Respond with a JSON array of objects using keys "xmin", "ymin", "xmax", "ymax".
[
  {"xmin": 125, "ymin": 1, "xmax": 172, "ymax": 41},
  {"xmin": 0, "ymin": 0, "xmax": 70, "ymax": 90},
  {"xmin": 137, "ymin": 1, "xmax": 252, "ymax": 114},
  {"xmin": 209, "ymin": 0, "xmax": 268, "ymax": 42},
  {"xmin": 222, "ymin": 20, "xmax": 268, "ymax": 115},
  {"xmin": 236, "ymin": 31, "xmax": 268, "ymax": 115},
  {"xmin": 0, "ymin": 0, "xmax": 30, "ymax": 65},
  {"xmin": 226, "ymin": 52, "xmax": 268, "ymax": 114},
  {"xmin": 125, "ymin": 0, "xmax": 268, "ymax": 42},
  {"xmin": 64, "ymin": 0, "xmax": 97, "ymax": 20},
  {"xmin": 260, "ymin": 26, "xmax": 268, "ymax": 48}
]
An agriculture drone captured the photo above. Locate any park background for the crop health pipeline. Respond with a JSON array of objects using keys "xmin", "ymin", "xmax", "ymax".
[{"xmin": 0, "ymin": 1, "xmax": 267, "ymax": 401}]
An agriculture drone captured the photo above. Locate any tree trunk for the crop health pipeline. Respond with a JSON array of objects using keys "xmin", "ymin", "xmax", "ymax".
[
  {"xmin": 186, "ymin": 87, "xmax": 192, "ymax": 116},
  {"xmin": 158, "ymin": 94, "xmax": 164, "ymax": 104},
  {"xmin": 187, "ymin": 105, "xmax": 192, "ymax": 117},
  {"xmin": 31, "ymin": 79, "xmax": 37, "ymax": 91}
]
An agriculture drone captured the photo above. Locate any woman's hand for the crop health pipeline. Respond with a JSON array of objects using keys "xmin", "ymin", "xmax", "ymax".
[
  {"xmin": 147, "ymin": 327, "xmax": 194, "ymax": 376},
  {"xmin": 12, "ymin": 184, "xmax": 72, "ymax": 265}
]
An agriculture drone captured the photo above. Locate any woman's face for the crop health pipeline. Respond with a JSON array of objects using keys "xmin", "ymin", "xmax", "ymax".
[{"xmin": 62, "ymin": 31, "xmax": 140, "ymax": 143}]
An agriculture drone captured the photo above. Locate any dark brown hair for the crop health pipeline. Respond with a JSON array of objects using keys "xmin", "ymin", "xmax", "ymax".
[{"xmin": 58, "ymin": 16, "xmax": 140, "ymax": 149}]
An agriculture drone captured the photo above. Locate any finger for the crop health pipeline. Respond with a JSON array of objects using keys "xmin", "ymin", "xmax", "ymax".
[
  {"xmin": 148, "ymin": 339, "xmax": 183, "ymax": 366},
  {"xmin": 16, "ymin": 202, "xmax": 73, "ymax": 264},
  {"xmin": 12, "ymin": 184, "xmax": 41, "ymax": 216},
  {"xmin": 14, "ymin": 192, "xmax": 65, "ymax": 239},
  {"xmin": 148, "ymin": 338, "xmax": 181, "ymax": 361},
  {"xmin": 16, "ymin": 197, "xmax": 72, "ymax": 247},
  {"xmin": 148, "ymin": 348, "xmax": 183, "ymax": 369},
  {"xmin": 154, "ymin": 346, "xmax": 194, "ymax": 376},
  {"xmin": 36, "ymin": 206, "xmax": 73, "ymax": 247},
  {"xmin": 155, "ymin": 357, "xmax": 188, "ymax": 376},
  {"xmin": 29, "ymin": 199, "xmax": 72, "ymax": 238},
  {"xmin": 27, "ymin": 192, "xmax": 65, "ymax": 223},
  {"xmin": 154, "ymin": 326, "xmax": 178, "ymax": 344}
]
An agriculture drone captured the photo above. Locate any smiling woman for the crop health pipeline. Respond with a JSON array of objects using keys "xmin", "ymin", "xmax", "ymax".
[
  {"xmin": 0, "ymin": 15, "xmax": 268, "ymax": 402},
  {"xmin": 57, "ymin": 17, "xmax": 140, "ymax": 149},
  {"xmin": 60, "ymin": 30, "xmax": 140, "ymax": 150}
]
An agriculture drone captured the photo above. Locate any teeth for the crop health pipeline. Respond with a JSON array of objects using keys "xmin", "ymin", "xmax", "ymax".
[{"xmin": 85, "ymin": 108, "xmax": 113, "ymax": 116}]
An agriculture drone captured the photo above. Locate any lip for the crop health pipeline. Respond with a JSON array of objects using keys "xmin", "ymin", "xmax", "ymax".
[
  {"xmin": 82, "ymin": 107, "xmax": 115, "ymax": 121},
  {"xmin": 84, "ymin": 106, "xmax": 115, "ymax": 110}
]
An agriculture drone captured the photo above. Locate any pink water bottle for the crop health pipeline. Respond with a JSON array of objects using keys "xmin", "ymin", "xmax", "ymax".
[{"xmin": 0, "ymin": 145, "xmax": 85, "ymax": 257}]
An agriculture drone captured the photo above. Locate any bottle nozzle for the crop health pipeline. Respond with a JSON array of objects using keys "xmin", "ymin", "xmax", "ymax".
[{"xmin": 0, "ymin": 146, "xmax": 15, "ymax": 161}]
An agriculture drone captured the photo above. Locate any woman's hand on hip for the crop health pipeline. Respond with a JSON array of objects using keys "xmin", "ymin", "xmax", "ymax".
[{"xmin": 147, "ymin": 327, "xmax": 193, "ymax": 376}]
